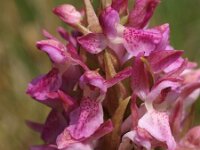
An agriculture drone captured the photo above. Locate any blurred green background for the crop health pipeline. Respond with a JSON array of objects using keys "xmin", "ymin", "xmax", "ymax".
[{"xmin": 0, "ymin": 0, "xmax": 200, "ymax": 149}]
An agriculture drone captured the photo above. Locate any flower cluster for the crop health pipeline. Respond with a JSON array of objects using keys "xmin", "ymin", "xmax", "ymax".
[{"xmin": 26, "ymin": 0, "xmax": 200, "ymax": 150}]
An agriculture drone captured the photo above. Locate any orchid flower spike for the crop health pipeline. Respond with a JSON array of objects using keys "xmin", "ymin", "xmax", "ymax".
[{"xmin": 26, "ymin": 0, "xmax": 200, "ymax": 150}]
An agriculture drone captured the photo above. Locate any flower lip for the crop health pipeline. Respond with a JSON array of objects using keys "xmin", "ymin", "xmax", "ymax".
[
  {"xmin": 67, "ymin": 98, "xmax": 103, "ymax": 140},
  {"xmin": 138, "ymin": 110, "xmax": 176, "ymax": 150},
  {"xmin": 123, "ymin": 27, "xmax": 162, "ymax": 58}
]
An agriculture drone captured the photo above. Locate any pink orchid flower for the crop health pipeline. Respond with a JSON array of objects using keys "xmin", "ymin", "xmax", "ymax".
[{"xmin": 26, "ymin": 0, "xmax": 200, "ymax": 150}]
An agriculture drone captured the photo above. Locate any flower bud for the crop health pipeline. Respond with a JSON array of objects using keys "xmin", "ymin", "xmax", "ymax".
[{"xmin": 53, "ymin": 4, "xmax": 82, "ymax": 25}]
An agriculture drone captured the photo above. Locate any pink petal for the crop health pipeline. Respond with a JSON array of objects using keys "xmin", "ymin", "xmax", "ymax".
[
  {"xmin": 131, "ymin": 95, "xmax": 140, "ymax": 128},
  {"xmin": 182, "ymin": 69, "xmax": 200, "ymax": 84},
  {"xmin": 111, "ymin": 0, "xmax": 128, "ymax": 13},
  {"xmin": 164, "ymin": 59, "xmax": 188, "ymax": 78},
  {"xmin": 121, "ymin": 95, "xmax": 141, "ymax": 133},
  {"xmin": 78, "ymin": 33, "xmax": 107, "ymax": 54},
  {"xmin": 57, "ymin": 90, "xmax": 76, "ymax": 112},
  {"xmin": 65, "ymin": 51, "xmax": 89, "ymax": 71},
  {"xmin": 56, "ymin": 129, "xmax": 78, "ymax": 149},
  {"xmin": 87, "ymin": 119, "xmax": 113, "ymax": 141},
  {"xmin": 56, "ymin": 120, "xmax": 113, "ymax": 149},
  {"xmin": 170, "ymin": 82, "xmax": 200, "ymax": 134},
  {"xmin": 67, "ymin": 99, "xmax": 104, "ymax": 139},
  {"xmin": 79, "ymin": 71, "xmax": 107, "ymax": 101},
  {"xmin": 122, "ymin": 129, "xmax": 152, "ymax": 150},
  {"xmin": 26, "ymin": 68, "xmax": 62, "ymax": 106},
  {"xmin": 79, "ymin": 71, "xmax": 106, "ymax": 90},
  {"xmin": 61, "ymin": 65, "xmax": 83, "ymax": 94},
  {"xmin": 147, "ymin": 78, "xmax": 181, "ymax": 103},
  {"xmin": 36, "ymin": 39, "xmax": 67, "ymax": 63},
  {"xmin": 99, "ymin": 6, "xmax": 120, "ymax": 38},
  {"xmin": 42, "ymin": 29, "xmax": 58, "ymax": 40},
  {"xmin": 53, "ymin": 4, "xmax": 82, "ymax": 25},
  {"xmin": 56, "ymin": 129, "xmax": 94, "ymax": 150},
  {"xmin": 57, "ymin": 27, "xmax": 78, "ymax": 48},
  {"xmin": 148, "ymin": 50, "xmax": 183, "ymax": 73},
  {"xmin": 26, "ymin": 120, "xmax": 44, "ymax": 133},
  {"xmin": 128, "ymin": 0, "xmax": 160, "ymax": 28},
  {"xmin": 41, "ymin": 110, "xmax": 68, "ymax": 144},
  {"xmin": 154, "ymin": 23, "xmax": 170, "ymax": 50},
  {"xmin": 108, "ymin": 42, "xmax": 126, "ymax": 64},
  {"xmin": 123, "ymin": 27, "xmax": 161, "ymax": 58},
  {"xmin": 105, "ymin": 67, "xmax": 132, "ymax": 88},
  {"xmin": 37, "ymin": 39, "xmax": 88, "ymax": 70},
  {"xmin": 131, "ymin": 55, "xmax": 150, "ymax": 100},
  {"xmin": 164, "ymin": 58, "xmax": 185, "ymax": 73},
  {"xmin": 138, "ymin": 110, "xmax": 176, "ymax": 150},
  {"xmin": 187, "ymin": 61, "xmax": 198, "ymax": 69},
  {"xmin": 180, "ymin": 82, "xmax": 200, "ymax": 105},
  {"xmin": 57, "ymin": 27, "xmax": 70, "ymax": 40},
  {"xmin": 121, "ymin": 115, "xmax": 133, "ymax": 135},
  {"xmin": 179, "ymin": 126, "xmax": 200, "ymax": 149}
]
